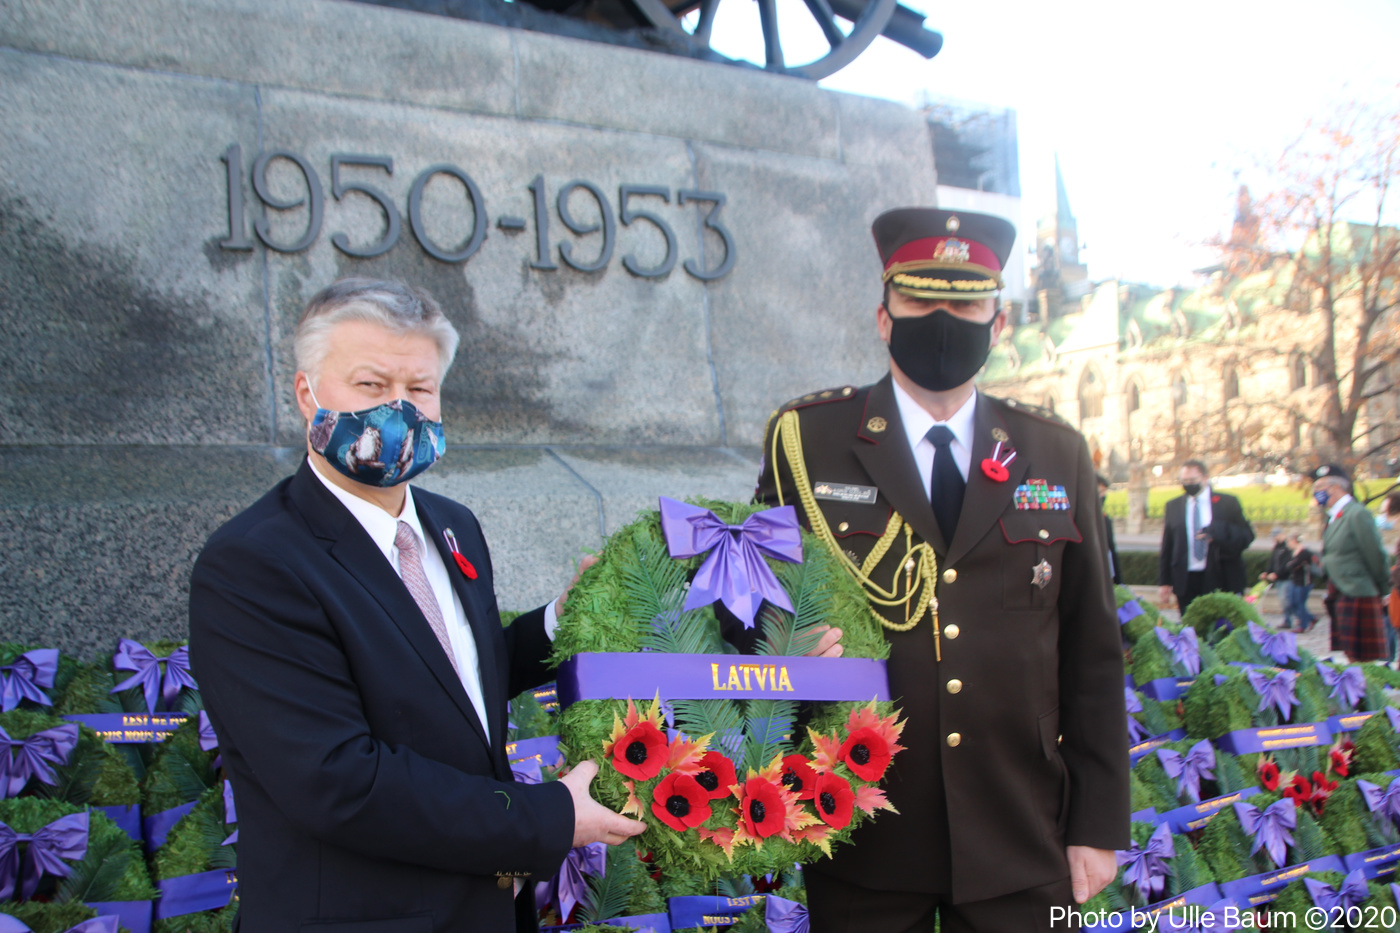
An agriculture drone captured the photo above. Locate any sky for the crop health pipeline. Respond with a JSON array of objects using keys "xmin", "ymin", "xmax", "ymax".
[{"xmin": 701, "ymin": 0, "xmax": 1400, "ymax": 288}]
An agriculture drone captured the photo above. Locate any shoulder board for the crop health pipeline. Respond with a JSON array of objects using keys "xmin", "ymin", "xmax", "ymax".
[
  {"xmin": 989, "ymin": 394, "xmax": 1076, "ymax": 431},
  {"xmin": 779, "ymin": 386, "xmax": 857, "ymax": 413}
]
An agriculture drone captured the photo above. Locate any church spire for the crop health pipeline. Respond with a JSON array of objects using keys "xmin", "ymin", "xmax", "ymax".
[{"xmin": 1055, "ymin": 154, "xmax": 1073, "ymax": 224}]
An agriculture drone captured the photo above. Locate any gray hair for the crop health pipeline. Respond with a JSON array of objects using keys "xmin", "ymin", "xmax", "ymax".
[{"xmin": 294, "ymin": 278, "xmax": 460, "ymax": 383}]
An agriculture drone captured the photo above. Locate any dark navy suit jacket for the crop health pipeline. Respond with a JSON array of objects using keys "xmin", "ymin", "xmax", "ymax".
[{"xmin": 189, "ymin": 460, "xmax": 573, "ymax": 933}]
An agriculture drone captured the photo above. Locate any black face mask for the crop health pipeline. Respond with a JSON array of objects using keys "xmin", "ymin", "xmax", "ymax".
[
  {"xmin": 886, "ymin": 308, "xmax": 995, "ymax": 393},
  {"xmin": 1183, "ymin": 483, "xmax": 1202, "ymax": 498}
]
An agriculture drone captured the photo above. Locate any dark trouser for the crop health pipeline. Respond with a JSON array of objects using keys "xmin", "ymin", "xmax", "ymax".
[
  {"xmin": 807, "ymin": 871, "xmax": 1075, "ymax": 933},
  {"xmin": 1285, "ymin": 582, "xmax": 1314, "ymax": 630},
  {"xmin": 1173, "ymin": 571, "xmax": 1209, "ymax": 615}
]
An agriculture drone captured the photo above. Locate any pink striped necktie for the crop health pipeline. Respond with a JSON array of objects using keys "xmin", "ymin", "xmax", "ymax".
[{"xmin": 394, "ymin": 521, "xmax": 460, "ymax": 676}]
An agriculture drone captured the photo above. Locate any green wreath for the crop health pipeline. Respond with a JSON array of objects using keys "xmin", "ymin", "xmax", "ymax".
[{"xmin": 552, "ymin": 500, "xmax": 904, "ymax": 882}]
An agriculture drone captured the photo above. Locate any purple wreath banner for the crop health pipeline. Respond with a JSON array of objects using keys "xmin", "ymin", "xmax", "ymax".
[
  {"xmin": 1218, "ymin": 856, "xmax": 1346, "ymax": 907},
  {"xmin": 83, "ymin": 901, "xmax": 152, "ymax": 933},
  {"xmin": 94, "ymin": 805, "xmax": 141, "ymax": 843},
  {"xmin": 1129, "ymin": 729, "xmax": 1186, "ymax": 766},
  {"xmin": 541, "ymin": 914, "xmax": 671, "ymax": 933},
  {"xmin": 152, "ymin": 869, "xmax": 237, "ymax": 919},
  {"xmin": 1158, "ymin": 787, "xmax": 1260, "ymax": 834},
  {"xmin": 142, "ymin": 802, "xmax": 196, "ymax": 853},
  {"xmin": 64, "ymin": 714, "xmax": 187, "ymax": 744},
  {"xmin": 1342, "ymin": 843, "xmax": 1400, "ymax": 880},
  {"xmin": 1138, "ymin": 677, "xmax": 1196, "ymax": 701},
  {"xmin": 667, "ymin": 895, "xmax": 764, "ymax": 929},
  {"xmin": 1327, "ymin": 711, "xmax": 1377, "ymax": 734},
  {"xmin": 506, "ymin": 735, "xmax": 564, "ymax": 769},
  {"xmin": 555, "ymin": 653, "xmax": 889, "ymax": 707},
  {"xmin": 1215, "ymin": 721, "xmax": 1331, "ymax": 755}
]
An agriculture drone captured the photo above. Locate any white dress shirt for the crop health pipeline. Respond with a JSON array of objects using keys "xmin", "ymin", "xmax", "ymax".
[
  {"xmin": 310, "ymin": 462, "xmax": 493, "ymax": 740},
  {"xmin": 892, "ymin": 381, "xmax": 977, "ymax": 501},
  {"xmin": 1185, "ymin": 485, "xmax": 1214, "ymax": 572},
  {"xmin": 1328, "ymin": 493, "xmax": 1353, "ymax": 523}
]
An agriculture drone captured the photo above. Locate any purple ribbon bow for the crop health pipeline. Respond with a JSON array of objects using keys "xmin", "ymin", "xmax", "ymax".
[
  {"xmin": 197, "ymin": 710, "xmax": 218, "ymax": 752},
  {"xmin": 1115, "ymin": 822, "xmax": 1175, "ymax": 902},
  {"xmin": 551, "ymin": 842, "xmax": 606, "ymax": 922},
  {"xmin": 0, "ymin": 916, "xmax": 119, "ymax": 933},
  {"xmin": 1304, "ymin": 869, "xmax": 1369, "ymax": 914},
  {"xmin": 1155, "ymin": 626, "xmax": 1202, "ymax": 677},
  {"xmin": 221, "ymin": 780, "xmax": 238, "ymax": 846},
  {"xmin": 1248, "ymin": 622, "xmax": 1299, "ymax": 666},
  {"xmin": 1357, "ymin": 779, "xmax": 1400, "ymax": 831},
  {"xmin": 1233, "ymin": 799, "xmax": 1295, "ymax": 869},
  {"xmin": 0, "ymin": 723, "xmax": 79, "ymax": 798},
  {"xmin": 1157, "ymin": 740, "xmax": 1216, "ymax": 804},
  {"xmin": 0, "ymin": 811, "xmax": 89, "ymax": 901},
  {"xmin": 109, "ymin": 640, "xmax": 198, "ymax": 714},
  {"xmin": 1246, "ymin": 668, "xmax": 1298, "ymax": 722},
  {"xmin": 765, "ymin": 895, "xmax": 810, "ymax": 933},
  {"xmin": 1316, "ymin": 664, "xmax": 1367, "ymax": 712},
  {"xmin": 0, "ymin": 650, "xmax": 59, "ymax": 712},
  {"xmin": 658, "ymin": 498, "xmax": 803, "ymax": 628},
  {"xmin": 1125, "ymin": 688, "xmax": 1148, "ymax": 744},
  {"xmin": 511, "ymin": 757, "xmax": 544, "ymax": 785}
]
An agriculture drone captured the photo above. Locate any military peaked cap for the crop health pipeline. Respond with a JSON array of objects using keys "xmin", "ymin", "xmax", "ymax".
[
  {"xmin": 873, "ymin": 208, "xmax": 1016, "ymax": 300},
  {"xmin": 1313, "ymin": 463, "xmax": 1350, "ymax": 482}
]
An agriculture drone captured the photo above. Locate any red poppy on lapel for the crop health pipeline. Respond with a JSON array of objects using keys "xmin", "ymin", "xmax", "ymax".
[
  {"xmin": 1212, "ymin": 495, "xmax": 1220, "ymax": 504},
  {"xmin": 444, "ymin": 528, "xmax": 478, "ymax": 579},
  {"xmin": 980, "ymin": 439, "xmax": 1015, "ymax": 483}
]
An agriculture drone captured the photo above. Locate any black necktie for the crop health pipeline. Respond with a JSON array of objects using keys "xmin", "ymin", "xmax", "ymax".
[{"xmin": 926, "ymin": 425, "xmax": 964, "ymax": 543}]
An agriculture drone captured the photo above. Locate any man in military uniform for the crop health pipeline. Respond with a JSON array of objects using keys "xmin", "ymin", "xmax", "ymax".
[{"xmin": 755, "ymin": 208, "xmax": 1129, "ymax": 932}]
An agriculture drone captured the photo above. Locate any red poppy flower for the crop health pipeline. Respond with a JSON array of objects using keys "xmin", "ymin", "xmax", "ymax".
[
  {"xmin": 611, "ymin": 720, "xmax": 667, "ymax": 780},
  {"xmin": 453, "ymin": 552, "xmax": 478, "ymax": 579},
  {"xmin": 1282, "ymin": 774, "xmax": 1312, "ymax": 805},
  {"xmin": 780, "ymin": 755, "xmax": 818, "ymax": 801},
  {"xmin": 693, "ymin": 751, "xmax": 738, "ymax": 800},
  {"xmin": 651, "ymin": 772, "xmax": 711, "ymax": 831},
  {"xmin": 1257, "ymin": 758, "xmax": 1280, "ymax": 792},
  {"xmin": 812, "ymin": 771, "xmax": 856, "ymax": 829},
  {"xmin": 1329, "ymin": 750, "xmax": 1349, "ymax": 777},
  {"xmin": 738, "ymin": 777, "xmax": 787, "ymax": 838},
  {"xmin": 980, "ymin": 458, "xmax": 1009, "ymax": 482},
  {"xmin": 839, "ymin": 727, "xmax": 892, "ymax": 782}
]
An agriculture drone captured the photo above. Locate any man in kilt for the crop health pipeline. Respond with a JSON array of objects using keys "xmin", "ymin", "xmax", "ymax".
[{"xmin": 1313, "ymin": 463, "xmax": 1391, "ymax": 662}]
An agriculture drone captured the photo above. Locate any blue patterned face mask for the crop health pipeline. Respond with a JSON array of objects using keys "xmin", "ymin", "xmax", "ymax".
[{"xmin": 306, "ymin": 384, "xmax": 446, "ymax": 487}]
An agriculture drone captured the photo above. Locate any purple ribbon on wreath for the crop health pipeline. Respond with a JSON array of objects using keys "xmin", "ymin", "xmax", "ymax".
[
  {"xmin": 198, "ymin": 710, "xmax": 222, "ymax": 770},
  {"xmin": 1246, "ymin": 668, "xmax": 1298, "ymax": 722},
  {"xmin": 0, "ymin": 811, "xmax": 89, "ymax": 901},
  {"xmin": 0, "ymin": 723, "xmax": 79, "ymax": 798},
  {"xmin": 221, "ymin": 780, "xmax": 238, "ymax": 846},
  {"xmin": 1233, "ymin": 798, "xmax": 1294, "ymax": 869},
  {"xmin": 1247, "ymin": 623, "xmax": 1298, "ymax": 666},
  {"xmin": 1116, "ymin": 822, "xmax": 1174, "ymax": 902},
  {"xmin": 1155, "ymin": 626, "xmax": 1201, "ymax": 677},
  {"xmin": 658, "ymin": 498, "xmax": 803, "ymax": 628},
  {"xmin": 1316, "ymin": 663, "xmax": 1366, "ymax": 712},
  {"xmin": 0, "ymin": 916, "xmax": 119, "ymax": 933},
  {"xmin": 538, "ymin": 842, "xmax": 606, "ymax": 922},
  {"xmin": 1176, "ymin": 900, "xmax": 1243, "ymax": 933},
  {"xmin": 510, "ymin": 757, "xmax": 544, "ymax": 785},
  {"xmin": 1304, "ymin": 869, "xmax": 1369, "ymax": 914},
  {"xmin": 765, "ymin": 895, "xmax": 810, "ymax": 933},
  {"xmin": 1124, "ymin": 688, "xmax": 1148, "ymax": 744},
  {"xmin": 1356, "ymin": 779, "xmax": 1400, "ymax": 831},
  {"xmin": 0, "ymin": 650, "xmax": 59, "ymax": 713},
  {"xmin": 109, "ymin": 640, "xmax": 197, "ymax": 714},
  {"xmin": 1157, "ymin": 739, "xmax": 1215, "ymax": 804}
]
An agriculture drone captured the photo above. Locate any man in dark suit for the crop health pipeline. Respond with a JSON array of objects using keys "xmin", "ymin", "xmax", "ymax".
[
  {"xmin": 189, "ymin": 279, "xmax": 643, "ymax": 933},
  {"xmin": 1156, "ymin": 459, "xmax": 1254, "ymax": 613},
  {"xmin": 755, "ymin": 209, "xmax": 1128, "ymax": 932}
]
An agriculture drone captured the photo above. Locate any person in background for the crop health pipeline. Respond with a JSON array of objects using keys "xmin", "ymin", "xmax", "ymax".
[
  {"xmin": 1385, "ymin": 493, "xmax": 1400, "ymax": 659},
  {"xmin": 1378, "ymin": 492, "xmax": 1400, "ymax": 531},
  {"xmin": 1312, "ymin": 464, "xmax": 1390, "ymax": 663},
  {"xmin": 1260, "ymin": 527, "xmax": 1291, "ymax": 625},
  {"xmin": 1283, "ymin": 532, "xmax": 1316, "ymax": 634},
  {"xmin": 1098, "ymin": 474, "xmax": 1122, "ymax": 586},
  {"xmin": 1157, "ymin": 460, "xmax": 1255, "ymax": 613}
]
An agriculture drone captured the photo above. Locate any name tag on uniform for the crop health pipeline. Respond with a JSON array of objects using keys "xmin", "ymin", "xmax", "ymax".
[{"xmin": 811, "ymin": 482, "xmax": 878, "ymax": 504}]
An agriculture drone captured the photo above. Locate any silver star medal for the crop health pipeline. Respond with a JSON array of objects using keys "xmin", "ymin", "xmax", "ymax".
[{"xmin": 1031, "ymin": 559, "xmax": 1052, "ymax": 589}]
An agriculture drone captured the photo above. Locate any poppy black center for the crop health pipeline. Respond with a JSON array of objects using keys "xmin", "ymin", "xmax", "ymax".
[
  {"xmin": 626, "ymin": 741, "xmax": 649, "ymax": 765},
  {"xmin": 666, "ymin": 795, "xmax": 691, "ymax": 817},
  {"xmin": 749, "ymin": 800, "xmax": 767, "ymax": 823},
  {"xmin": 820, "ymin": 791, "xmax": 837, "ymax": 815},
  {"xmin": 695, "ymin": 770, "xmax": 719, "ymax": 792},
  {"xmin": 781, "ymin": 770, "xmax": 803, "ymax": 793},
  {"xmin": 850, "ymin": 743, "xmax": 871, "ymax": 766}
]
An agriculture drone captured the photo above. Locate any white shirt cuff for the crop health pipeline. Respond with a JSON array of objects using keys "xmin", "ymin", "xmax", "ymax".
[{"xmin": 544, "ymin": 597, "xmax": 561, "ymax": 641}]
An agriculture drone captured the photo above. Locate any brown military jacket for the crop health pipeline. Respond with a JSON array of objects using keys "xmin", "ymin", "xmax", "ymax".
[{"xmin": 755, "ymin": 374, "xmax": 1129, "ymax": 903}]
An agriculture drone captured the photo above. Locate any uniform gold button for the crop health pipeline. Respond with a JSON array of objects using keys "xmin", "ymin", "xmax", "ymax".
[
  {"xmin": 1038, "ymin": 529, "xmax": 1049, "ymax": 539},
  {"xmin": 946, "ymin": 732, "xmax": 962, "ymax": 747},
  {"xmin": 946, "ymin": 679, "xmax": 962, "ymax": 694},
  {"xmin": 842, "ymin": 387, "xmax": 853, "ymax": 396},
  {"xmin": 944, "ymin": 624, "xmax": 960, "ymax": 639},
  {"xmin": 838, "ymin": 522, "xmax": 850, "ymax": 532},
  {"xmin": 942, "ymin": 568, "xmax": 957, "ymax": 584}
]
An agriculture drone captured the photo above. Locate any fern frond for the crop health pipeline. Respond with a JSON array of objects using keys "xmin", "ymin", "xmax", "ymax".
[
  {"xmin": 579, "ymin": 846, "xmax": 642, "ymax": 923},
  {"xmin": 672, "ymin": 700, "xmax": 745, "ymax": 762},
  {"xmin": 56, "ymin": 829, "xmax": 133, "ymax": 904},
  {"xmin": 742, "ymin": 700, "xmax": 798, "ymax": 772},
  {"xmin": 759, "ymin": 555, "xmax": 836, "ymax": 657}
]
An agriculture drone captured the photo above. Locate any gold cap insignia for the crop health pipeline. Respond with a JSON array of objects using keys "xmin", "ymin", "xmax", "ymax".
[
  {"xmin": 946, "ymin": 215, "xmax": 960, "ymax": 232},
  {"xmin": 866, "ymin": 417, "xmax": 888, "ymax": 433},
  {"xmin": 992, "ymin": 428, "xmax": 1009, "ymax": 442}
]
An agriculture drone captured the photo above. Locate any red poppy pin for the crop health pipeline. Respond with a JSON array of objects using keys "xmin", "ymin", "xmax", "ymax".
[
  {"xmin": 444, "ymin": 528, "xmax": 478, "ymax": 579},
  {"xmin": 1212, "ymin": 495, "xmax": 1220, "ymax": 504},
  {"xmin": 980, "ymin": 439, "xmax": 1016, "ymax": 483}
]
